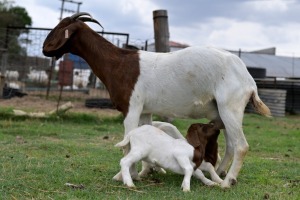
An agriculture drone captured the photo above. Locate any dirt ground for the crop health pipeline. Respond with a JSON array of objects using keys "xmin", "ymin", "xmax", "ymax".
[{"xmin": 0, "ymin": 90, "xmax": 120, "ymax": 117}]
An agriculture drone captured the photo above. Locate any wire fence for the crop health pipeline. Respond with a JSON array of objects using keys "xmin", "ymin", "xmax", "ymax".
[{"xmin": 0, "ymin": 26, "xmax": 129, "ymax": 98}]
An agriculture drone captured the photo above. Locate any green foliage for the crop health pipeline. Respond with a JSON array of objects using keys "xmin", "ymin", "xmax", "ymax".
[
  {"xmin": 0, "ymin": 113, "xmax": 299, "ymax": 199},
  {"xmin": 0, "ymin": 1, "xmax": 32, "ymax": 62},
  {"xmin": 0, "ymin": 4, "xmax": 32, "ymax": 28}
]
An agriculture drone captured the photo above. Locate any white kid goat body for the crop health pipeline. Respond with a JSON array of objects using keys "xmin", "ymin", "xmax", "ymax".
[{"xmin": 116, "ymin": 125, "xmax": 219, "ymax": 192}]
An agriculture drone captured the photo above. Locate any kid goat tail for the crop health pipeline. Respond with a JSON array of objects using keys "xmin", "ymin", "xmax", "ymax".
[
  {"xmin": 115, "ymin": 135, "xmax": 130, "ymax": 148},
  {"xmin": 250, "ymin": 91, "xmax": 272, "ymax": 117}
]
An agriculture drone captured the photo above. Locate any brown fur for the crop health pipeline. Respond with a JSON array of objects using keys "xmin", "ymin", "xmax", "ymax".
[
  {"xmin": 186, "ymin": 123, "xmax": 220, "ymax": 170},
  {"xmin": 43, "ymin": 18, "xmax": 140, "ymax": 116}
]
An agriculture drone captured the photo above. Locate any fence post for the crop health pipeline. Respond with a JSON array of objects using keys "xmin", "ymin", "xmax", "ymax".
[
  {"xmin": 153, "ymin": 10, "xmax": 170, "ymax": 52},
  {"xmin": 0, "ymin": 75, "xmax": 5, "ymax": 98},
  {"xmin": 46, "ymin": 57, "xmax": 56, "ymax": 99},
  {"xmin": 0, "ymin": 51, "xmax": 7, "ymax": 98}
]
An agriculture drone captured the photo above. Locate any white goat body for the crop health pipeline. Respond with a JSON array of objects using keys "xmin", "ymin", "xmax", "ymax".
[
  {"xmin": 116, "ymin": 125, "xmax": 218, "ymax": 191},
  {"xmin": 132, "ymin": 47, "xmax": 250, "ymax": 119},
  {"xmin": 27, "ymin": 70, "xmax": 48, "ymax": 83}
]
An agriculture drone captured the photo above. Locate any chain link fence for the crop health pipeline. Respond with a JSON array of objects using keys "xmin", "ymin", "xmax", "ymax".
[{"xmin": 0, "ymin": 26, "xmax": 129, "ymax": 98}]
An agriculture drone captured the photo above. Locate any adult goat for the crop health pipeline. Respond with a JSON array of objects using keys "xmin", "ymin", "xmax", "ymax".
[{"xmin": 42, "ymin": 12, "xmax": 271, "ymax": 188}]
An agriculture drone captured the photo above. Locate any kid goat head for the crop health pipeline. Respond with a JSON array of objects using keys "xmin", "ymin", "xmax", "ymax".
[{"xmin": 186, "ymin": 123, "xmax": 220, "ymax": 169}]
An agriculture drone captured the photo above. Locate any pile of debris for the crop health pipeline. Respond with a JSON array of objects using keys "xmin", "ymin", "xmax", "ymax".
[{"xmin": 2, "ymin": 86, "xmax": 27, "ymax": 99}]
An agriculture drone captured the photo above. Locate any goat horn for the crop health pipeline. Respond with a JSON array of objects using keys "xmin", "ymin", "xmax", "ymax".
[
  {"xmin": 77, "ymin": 17, "xmax": 104, "ymax": 29},
  {"xmin": 70, "ymin": 12, "xmax": 92, "ymax": 20}
]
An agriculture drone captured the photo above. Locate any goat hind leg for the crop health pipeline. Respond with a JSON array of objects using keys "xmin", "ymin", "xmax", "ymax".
[
  {"xmin": 120, "ymin": 151, "xmax": 144, "ymax": 187},
  {"xmin": 216, "ymin": 129, "xmax": 234, "ymax": 177},
  {"xmin": 218, "ymin": 110, "xmax": 249, "ymax": 188},
  {"xmin": 176, "ymin": 157, "xmax": 194, "ymax": 192}
]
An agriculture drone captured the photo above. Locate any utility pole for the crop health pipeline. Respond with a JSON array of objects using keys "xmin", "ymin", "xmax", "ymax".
[
  {"xmin": 59, "ymin": 0, "xmax": 82, "ymax": 21},
  {"xmin": 46, "ymin": 0, "xmax": 82, "ymax": 99}
]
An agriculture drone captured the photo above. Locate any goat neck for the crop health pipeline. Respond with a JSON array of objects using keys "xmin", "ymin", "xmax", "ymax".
[{"xmin": 69, "ymin": 28, "xmax": 140, "ymax": 116}]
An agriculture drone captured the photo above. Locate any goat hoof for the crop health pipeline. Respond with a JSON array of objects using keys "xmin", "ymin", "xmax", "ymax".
[
  {"xmin": 126, "ymin": 183, "xmax": 136, "ymax": 188},
  {"xmin": 220, "ymin": 180, "xmax": 231, "ymax": 189},
  {"xmin": 112, "ymin": 172, "xmax": 123, "ymax": 182},
  {"xmin": 133, "ymin": 176, "xmax": 141, "ymax": 181},
  {"xmin": 156, "ymin": 167, "xmax": 167, "ymax": 174},
  {"xmin": 220, "ymin": 171, "xmax": 227, "ymax": 177},
  {"xmin": 208, "ymin": 182, "xmax": 218, "ymax": 187},
  {"xmin": 182, "ymin": 188, "xmax": 190, "ymax": 192},
  {"xmin": 229, "ymin": 178, "xmax": 237, "ymax": 186}
]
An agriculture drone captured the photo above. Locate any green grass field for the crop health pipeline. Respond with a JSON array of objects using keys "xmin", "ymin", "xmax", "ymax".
[{"xmin": 0, "ymin": 108, "xmax": 299, "ymax": 199}]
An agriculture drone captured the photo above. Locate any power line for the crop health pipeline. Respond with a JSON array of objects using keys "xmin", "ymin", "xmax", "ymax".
[{"xmin": 59, "ymin": 0, "xmax": 82, "ymax": 21}]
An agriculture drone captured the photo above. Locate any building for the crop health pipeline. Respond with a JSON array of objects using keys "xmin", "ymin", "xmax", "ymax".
[
  {"xmin": 230, "ymin": 48, "xmax": 300, "ymax": 78},
  {"xmin": 147, "ymin": 41, "xmax": 189, "ymax": 52}
]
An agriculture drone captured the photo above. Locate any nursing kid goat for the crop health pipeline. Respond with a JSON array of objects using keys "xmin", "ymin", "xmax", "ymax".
[{"xmin": 42, "ymin": 12, "xmax": 271, "ymax": 188}]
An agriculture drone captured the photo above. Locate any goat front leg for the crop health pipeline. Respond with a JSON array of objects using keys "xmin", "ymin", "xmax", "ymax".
[
  {"xmin": 193, "ymin": 169, "xmax": 218, "ymax": 186},
  {"xmin": 200, "ymin": 161, "xmax": 223, "ymax": 184},
  {"xmin": 113, "ymin": 104, "xmax": 143, "ymax": 182}
]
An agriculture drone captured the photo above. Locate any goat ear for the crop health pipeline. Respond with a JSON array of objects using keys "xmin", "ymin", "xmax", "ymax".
[
  {"xmin": 202, "ymin": 125, "xmax": 208, "ymax": 134},
  {"xmin": 186, "ymin": 128, "xmax": 201, "ymax": 148},
  {"xmin": 43, "ymin": 22, "xmax": 80, "ymax": 54}
]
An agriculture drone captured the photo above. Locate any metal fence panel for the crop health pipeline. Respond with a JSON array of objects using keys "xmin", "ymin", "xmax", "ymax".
[{"xmin": 0, "ymin": 26, "xmax": 129, "ymax": 95}]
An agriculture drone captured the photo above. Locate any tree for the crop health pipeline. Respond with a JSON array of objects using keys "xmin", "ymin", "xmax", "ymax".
[
  {"xmin": 0, "ymin": 5, "xmax": 32, "ymax": 27},
  {"xmin": 0, "ymin": 1, "xmax": 32, "ymax": 70}
]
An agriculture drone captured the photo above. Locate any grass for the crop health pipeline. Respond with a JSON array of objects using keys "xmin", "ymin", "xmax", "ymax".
[{"xmin": 0, "ymin": 108, "xmax": 299, "ymax": 199}]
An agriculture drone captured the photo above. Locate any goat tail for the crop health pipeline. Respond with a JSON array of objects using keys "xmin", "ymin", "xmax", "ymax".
[
  {"xmin": 115, "ymin": 135, "xmax": 130, "ymax": 148},
  {"xmin": 250, "ymin": 90, "xmax": 272, "ymax": 117}
]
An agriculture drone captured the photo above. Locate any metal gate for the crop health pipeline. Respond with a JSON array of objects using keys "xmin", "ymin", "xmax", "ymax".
[{"xmin": 0, "ymin": 26, "xmax": 129, "ymax": 94}]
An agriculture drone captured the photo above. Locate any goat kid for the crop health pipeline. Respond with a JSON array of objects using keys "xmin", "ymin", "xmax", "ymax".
[
  {"xmin": 115, "ymin": 124, "xmax": 220, "ymax": 191},
  {"xmin": 43, "ymin": 12, "xmax": 271, "ymax": 188},
  {"xmin": 139, "ymin": 121, "xmax": 223, "ymax": 184}
]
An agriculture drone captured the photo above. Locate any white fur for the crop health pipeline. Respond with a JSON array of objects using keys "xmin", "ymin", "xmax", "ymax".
[
  {"xmin": 120, "ymin": 46, "xmax": 259, "ymax": 188},
  {"xmin": 152, "ymin": 121, "xmax": 221, "ymax": 169},
  {"xmin": 143, "ymin": 121, "xmax": 223, "ymax": 184},
  {"xmin": 115, "ymin": 125, "xmax": 218, "ymax": 191}
]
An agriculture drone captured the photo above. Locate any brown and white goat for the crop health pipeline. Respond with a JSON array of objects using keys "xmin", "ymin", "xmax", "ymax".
[{"xmin": 43, "ymin": 12, "xmax": 271, "ymax": 188}]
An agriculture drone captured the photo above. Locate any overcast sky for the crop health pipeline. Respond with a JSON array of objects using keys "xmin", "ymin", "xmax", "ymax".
[{"xmin": 16, "ymin": 0, "xmax": 300, "ymax": 57}]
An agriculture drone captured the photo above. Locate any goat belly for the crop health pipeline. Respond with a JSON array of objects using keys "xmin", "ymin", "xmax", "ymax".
[
  {"xmin": 144, "ymin": 140, "xmax": 194, "ymax": 175},
  {"xmin": 142, "ymin": 97, "xmax": 219, "ymax": 120},
  {"xmin": 143, "ymin": 155, "xmax": 186, "ymax": 175},
  {"xmin": 135, "ymin": 50, "xmax": 224, "ymax": 119}
]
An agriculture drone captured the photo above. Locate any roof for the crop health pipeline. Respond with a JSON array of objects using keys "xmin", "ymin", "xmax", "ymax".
[
  {"xmin": 169, "ymin": 41, "xmax": 189, "ymax": 48},
  {"xmin": 230, "ymin": 51, "xmax": 300, "ymax": 78}
]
